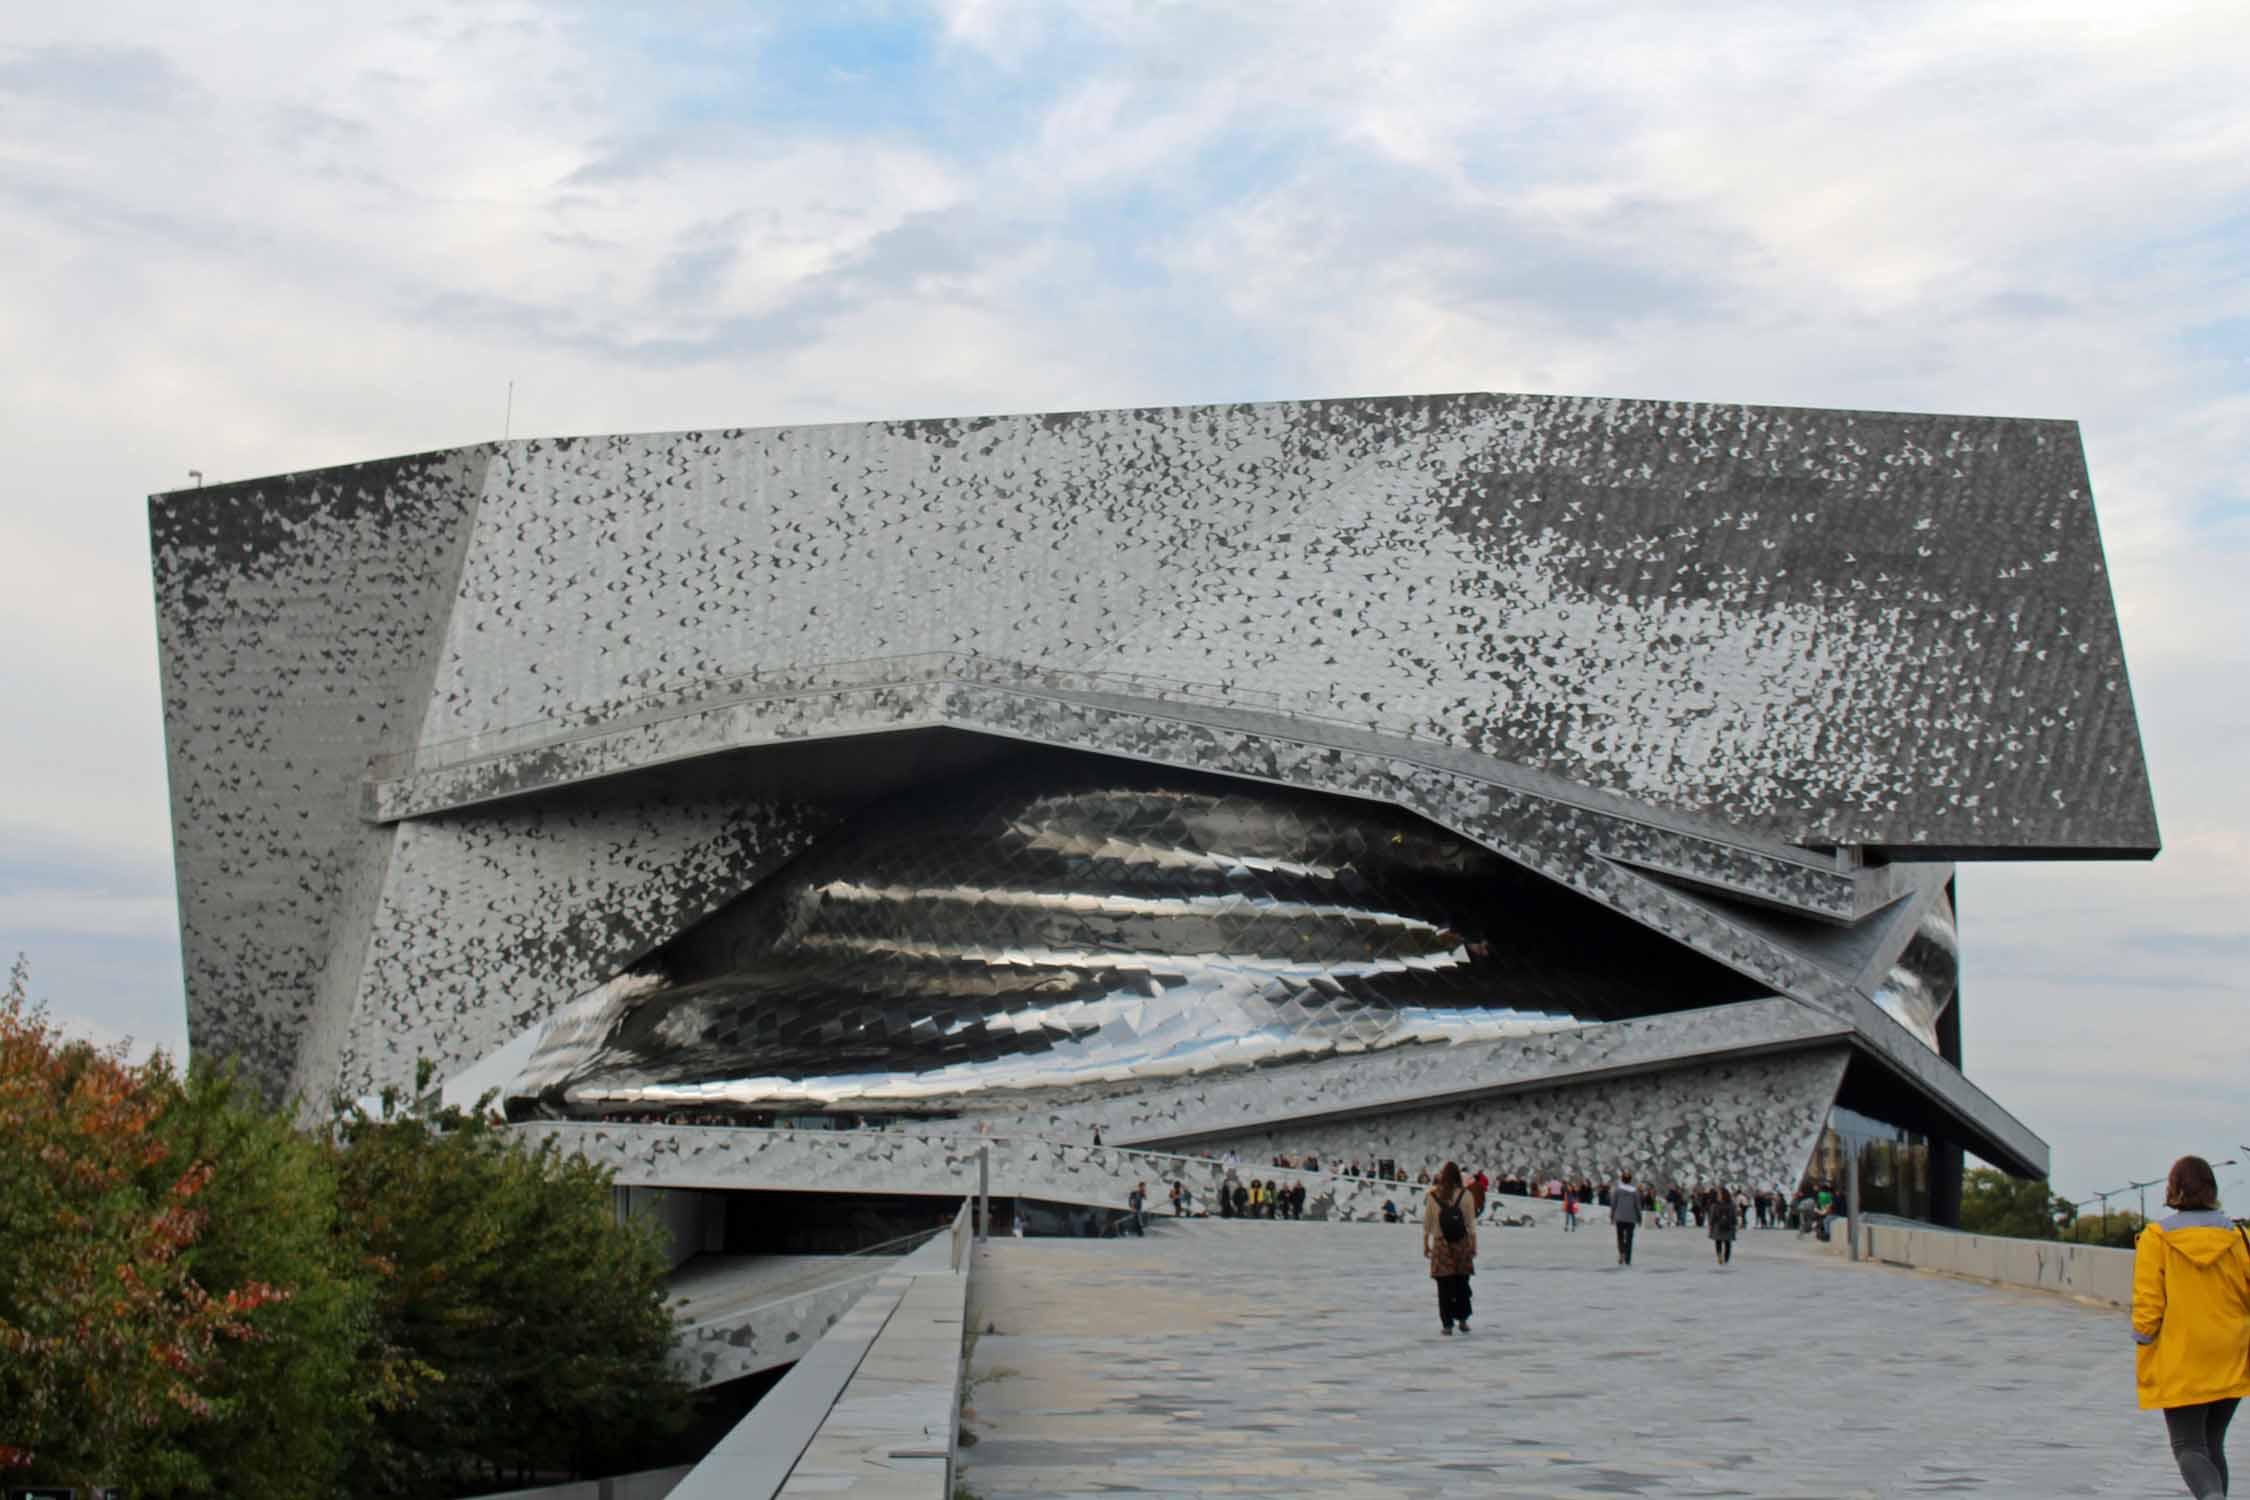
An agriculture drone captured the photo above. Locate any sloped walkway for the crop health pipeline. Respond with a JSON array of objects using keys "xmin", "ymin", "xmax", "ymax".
[
  {"xmin": 959, "ymin": 1219, "xmax": 2168, "ymax": 1498},
  {"xmin": 667, "ymin": 1253, "xmax": 903, "ymax": 1388}
]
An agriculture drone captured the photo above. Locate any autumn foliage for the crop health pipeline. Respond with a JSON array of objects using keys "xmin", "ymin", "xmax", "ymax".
[
  {"xmin": 0, "ymin": 960, "xmax": 691, "ymax": 1498},
  {"xmin": 0, "ymin": 956, "xmax": 289, "ymax": 1489}
]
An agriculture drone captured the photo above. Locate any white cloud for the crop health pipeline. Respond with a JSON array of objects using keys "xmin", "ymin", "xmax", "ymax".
[
  {"xmin": 2, "ymin": 891, "xmax": 178, "ymax": 940},
  {"xmin": 1, "ymin": 0, "xmax": 2243, "ymax": 1201}
]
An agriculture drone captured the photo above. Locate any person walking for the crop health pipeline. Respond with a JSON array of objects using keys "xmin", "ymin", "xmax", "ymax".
[
  {"xmin": 1470, "ymin": 1168, "xmax": 1490, "ymax": 1222},
  {"xmin": 1563, "ymin": 1186, "xmax": 1579, "ymax": 1232},
  {"xmin": 1611, "ymin": 1170, "xmax": 1642, "ymax": 1266},
  {"xmin": 1127, "ymin": 1181, "xmax": 1147, "ymax": 1236},
  {"xmin": 1422, "ymin": 1160, "xmax": 1478, "ymax": 1335},
  {"xmin": 1708, "ymin": 1184, "xmax": 1738, "ymax": 1266},
  {"xmin": 2133, "ymin": 1155, "xmax": 2250, "ymax": 1498}
]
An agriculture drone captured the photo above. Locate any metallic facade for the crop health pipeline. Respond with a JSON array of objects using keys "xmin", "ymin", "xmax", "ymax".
[
  {"xmin": 513, "ymin": 761, "xmax": 1769, "ymax": 1116},
  {"xmin": 149, "ymin": 391, "xmax": 2160, "ymax": 1202}
]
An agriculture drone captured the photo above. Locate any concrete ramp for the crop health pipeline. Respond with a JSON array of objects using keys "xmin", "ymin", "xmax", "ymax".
[
  {"xmin": 668, "ymin": 1204, "xmax": 970, "ymax": 1499},
  {"xmin": 667, "ymin": 1254, "xmax": 903, "ymax": 1389}
]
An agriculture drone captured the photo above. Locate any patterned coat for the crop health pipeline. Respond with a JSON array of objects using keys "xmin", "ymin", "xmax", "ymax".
[{"xmin": 1423, "ymin": 1186, "xmax": 1478, "ymax": 1278}]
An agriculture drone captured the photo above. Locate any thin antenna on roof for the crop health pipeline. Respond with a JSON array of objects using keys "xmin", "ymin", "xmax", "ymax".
[{"xmin": 504, "ymin": 379, "xmax": 515, "ymax": 441}]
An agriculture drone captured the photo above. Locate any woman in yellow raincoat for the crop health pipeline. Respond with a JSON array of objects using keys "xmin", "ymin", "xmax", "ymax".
[{"xmin": 2133, "ymin": 1155, "xmax": 2250, "ymax": 1497}]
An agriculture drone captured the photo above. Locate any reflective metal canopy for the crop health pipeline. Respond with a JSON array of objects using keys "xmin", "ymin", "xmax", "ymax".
[{"xmin": 513, "ymin": 763, "xmax": 1774, "ymax": 1115}]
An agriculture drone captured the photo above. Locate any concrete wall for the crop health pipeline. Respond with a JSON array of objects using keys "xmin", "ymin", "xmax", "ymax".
[
  {"xmin": 1859, "ymin": 1221, "xmax": 2133, "ymax": 1305},
  {"xmin": 620, "ymin": 1186, "xmax": 723, "ymax": 1271},
  {"xmin": 672, "ymin": 1269, "xmax": 888, "ymax": 1390}
]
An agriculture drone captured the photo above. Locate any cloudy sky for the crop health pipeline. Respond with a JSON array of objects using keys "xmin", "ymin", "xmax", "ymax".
[{"xmin": 2, "ymin": 1, "xmax": 2243, "ymax": 1206}]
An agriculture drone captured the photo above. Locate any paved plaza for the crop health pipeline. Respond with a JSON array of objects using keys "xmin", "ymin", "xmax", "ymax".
[{"xmin": 959, "ymin": 1218, "xmax": 2175, "ymax": 1498}]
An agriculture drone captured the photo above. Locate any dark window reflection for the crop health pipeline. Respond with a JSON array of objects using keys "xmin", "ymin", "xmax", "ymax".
[{"xmin": 1809, "ymin": 1105, "xmax": 1932, "ymax": 1221}]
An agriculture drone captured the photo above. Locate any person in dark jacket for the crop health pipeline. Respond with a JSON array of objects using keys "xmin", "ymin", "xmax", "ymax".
[
  {"xmin": 1422, "ymin": 1160, "xmax": 1478, "ymax": 1334},
  {"xmin": 1708, "ymin": 1184, "xmax": 1738, "ymax": 1265},
  {"xmin": 1611, "ymin": 1170, "xmax": 1642, "ymax": 1266}
]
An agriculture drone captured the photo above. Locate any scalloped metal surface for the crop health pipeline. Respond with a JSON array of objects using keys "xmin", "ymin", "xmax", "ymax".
[{"xmin": 514, "ymin": 765, "xmax": 1773, "ymax": 1114}]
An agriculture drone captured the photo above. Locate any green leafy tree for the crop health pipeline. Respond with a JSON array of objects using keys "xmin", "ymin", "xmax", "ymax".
[
  {"xmin": 334, "ymin": 1086, "xmax": 691, "ymax": 1497},
  {"xmin": 2063, "ymin": 1210, "xmax": 2147, "ymax": 1249},
  {"xmin": 5, "ymin": 961, "xmax": 690, "ymax": 1500},
  {"xmin": 145, "ymin": 1062, "xmax": 375, "ymax": 1498},
  {"xmin": 1958, "ymin": 1166, "xmax": 2071, "ymax": 1240}
]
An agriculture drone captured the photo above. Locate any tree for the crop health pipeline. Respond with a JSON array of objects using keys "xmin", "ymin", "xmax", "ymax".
[
  {"xmin": 2063, "ymin": 1210, "xmax": 2146, "ymax": 1249},
  {"xmin": 333, "ymin": 1087, "xmax": 691, "ymax": 1497},
  {"xmin": 145, "ymin": 1062, "xmax": 375, "ymax": 1497},
  {"xmin": 1958, "ymin": 1166, "xmax": 2072, "ymax": 1240},
  {"xmin": 4, "ymin": 959, "xmax": 688, "ymax": 1499},
  {"xmin": 0, "ymin": 958, "xmax": 290, "ymax": 1494}
]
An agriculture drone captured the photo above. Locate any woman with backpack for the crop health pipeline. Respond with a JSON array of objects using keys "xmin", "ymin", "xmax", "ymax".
[
  {"xmin": 1422, "ymin": 1160, "xmax": 1478, "ymax": 1335},
  {"xmin": 1708, "ymin": 1183, "xmax": 1738, "ymax": 1265},
  {"xmin": 2133, "ymin": 1154, "xmax": 2250, "ymax": 1498}
]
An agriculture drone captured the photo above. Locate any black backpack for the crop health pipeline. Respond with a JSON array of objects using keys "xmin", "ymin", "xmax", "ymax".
[{"xmin": 1437, "ymin": 1192, "xmax": 1468, "ymax": 1244}]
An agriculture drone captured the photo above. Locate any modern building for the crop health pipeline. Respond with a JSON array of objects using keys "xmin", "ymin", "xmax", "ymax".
[{"xmin": 150, "ymin": 392, "xmax": 2158, "ymax": 1225}]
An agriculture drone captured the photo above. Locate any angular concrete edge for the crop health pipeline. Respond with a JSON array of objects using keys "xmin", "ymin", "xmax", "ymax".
[
  {"xmin": 522, "ymin": 1043, "xmax": 1845, "ymax": 1219},
  {"xmin": 365, "ymin": 669, "xmax": 1870, "ymax": 921},
  {"xmin": 673, "ymin": 1267, "xmax": 893, "ymax": 1390},
  {"xmin": 668, "ymin": 1203, "xmax": 970, "ymax": 1500},
  {"xmin": 520, "ymin": 1120, "xmax": 1412, "ymax": 1220},
  {"xmin": 920, "ymin": 999, "xmax": 1848, "ymax": 1145}
]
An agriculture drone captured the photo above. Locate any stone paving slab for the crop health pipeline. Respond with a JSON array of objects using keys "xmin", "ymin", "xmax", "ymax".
[{"xmin": 958, "ymin": 1220, "xmax": 2178, "ymax": 1498}]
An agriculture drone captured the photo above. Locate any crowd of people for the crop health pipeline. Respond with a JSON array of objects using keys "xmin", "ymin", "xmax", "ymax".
[
  {"xmin": 1125, "ymin": 1141, "xmax": 1861, "ymax": 1260},
  {"xmin": 1142, "ymin": 1143, "xmax": 1841, "ymax": 1232}
]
